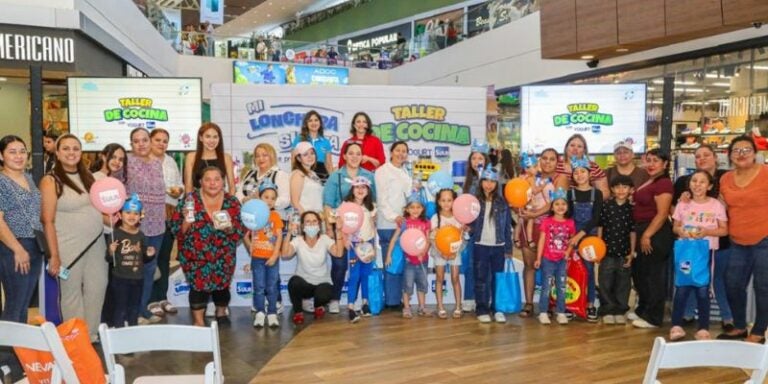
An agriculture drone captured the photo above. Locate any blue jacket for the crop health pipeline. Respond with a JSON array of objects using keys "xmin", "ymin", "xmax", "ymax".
[
  {"xmin": 322, "ymin": 167, "xmax": 376, "ymax": 209},
  {"xmin": 470, "ymin": 195, "xmax": 514, "ymax": 254}
]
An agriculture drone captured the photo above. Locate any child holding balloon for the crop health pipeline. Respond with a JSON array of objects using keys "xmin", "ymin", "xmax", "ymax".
[
  {"xmin": 342, "ymin": 177, "xmax": 377, "ymax": 323},
  {"xmin": 430, "ymin": 188, "xmax": 464, "ymax": 319},
  {"xmin": 386, "ymin": 192, "xmax": 432, "ymax": 319},
  {"xmin": 514, "ymin": 152, "xmax": 554, "ymax": 249}
]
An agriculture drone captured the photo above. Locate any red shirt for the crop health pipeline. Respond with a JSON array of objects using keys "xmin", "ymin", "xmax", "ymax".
[
  {"xmin": 338, "ymin": 134, "xmax": 386, "ymax": 172},
  {"xmin": 632, "ymin": 177, "xmax": 673, "ymax": 223}
]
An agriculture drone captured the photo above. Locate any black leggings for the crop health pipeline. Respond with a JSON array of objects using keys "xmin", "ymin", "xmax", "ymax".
[
  {"xmin": 188, "ymin": 288, "xmax": 231, "ymax": 311},
  {"xmin": 288, "ymin": 276, "xmax": 332, "ymax": 313}
]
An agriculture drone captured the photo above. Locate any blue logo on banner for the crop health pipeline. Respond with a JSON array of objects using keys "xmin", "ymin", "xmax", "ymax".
[
  {"xmin": 246, "ymin": 103, "xmax": 342, "ymax": 139},
  {"xmin": 236, "ymin": 281, "xmax": 253, "ymax": 296},
  {"xmin": 173, "ymin": 281, "xmax": 190, "ymax": 295},
  {"xmin": 434, "ymin": 146, "xmax": 450, "ymax": 159}
]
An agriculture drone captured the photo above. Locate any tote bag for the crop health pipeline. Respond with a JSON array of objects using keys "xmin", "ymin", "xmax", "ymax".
[
  {"xmin": 674, "ymin": 239, "xmax": 711, "ymax": 287},
  {"xmin": 494, "ymin": 259, "xmax": 522, "ymax": 313},
  {"xmin": 385, "ymin": 224, "xmax": 407, "ymax": 275},
  {"xmin": 367, "ymin": 269, "xmax": 385, "ymax": 315}
]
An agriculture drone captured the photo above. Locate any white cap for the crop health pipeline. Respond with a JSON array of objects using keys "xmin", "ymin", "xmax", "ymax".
[{"xmin": 613, "ymin": 140, "xmax": 633, "ymax": 152}]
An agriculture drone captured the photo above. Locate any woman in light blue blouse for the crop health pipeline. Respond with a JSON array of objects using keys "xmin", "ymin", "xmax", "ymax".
[{"xmin": 291, "ymin": 110, "xmax": 334, "ymax": 182}]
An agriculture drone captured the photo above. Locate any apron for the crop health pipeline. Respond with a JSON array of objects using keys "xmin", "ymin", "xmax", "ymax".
[{"xmin": 570, "ymin": 187, "xmax": 597, "ymax": 235}]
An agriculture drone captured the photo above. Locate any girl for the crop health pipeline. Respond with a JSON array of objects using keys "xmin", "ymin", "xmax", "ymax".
[
  {"xmin": 514, "ymin": 152, "xmax": 554, "ymax": 249},
  {"xmin": 184, "ymin": 122, "xmax": 235, "ymax": 193},
  {"xmin": 108, "ymin": 194, "xmax": 156, "ymax": 328},
  {"xmin": 386, "ymin": 192, "xmax": 431, "ymax": 319},
  {"xmin": 535, "ymin": 188, "xmax": 575, "ymax": 325},
  {"xmin": 243, "ymin": 180, "xmax": 284, "ymax": 328},
  {"xmin": 567, "ymin": 156, "xmax": 603, "ymax": 322},
  {"xmin": 461, "ymin": 139, "xmax": 490, "ymax": 313},
  {"xmin": 90, "ymin": 143, "xmax": 127, "ymax": 182},
  {"xmin": 470, "ymin": 165, "xmax": 514, "ymax": 323},
  {"xmin": 670, "ymin": 170, "xmax": 728, "ymax": 341},
  {"xmin": 430, "ymin": 188, "xmax": 463, "ymax": 319},
  {"xmin": 342, "ymin": 177, "xmax": 376, "ymax": 323},
  {"xmin": 292, "ymin": 110, "xmax": 334, "ymax": 181}
]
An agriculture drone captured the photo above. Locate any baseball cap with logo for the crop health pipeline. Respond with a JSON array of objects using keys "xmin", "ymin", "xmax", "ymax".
[{"xmin": 613, "ymin": 141, "xmax": 633, "ymax": 153}]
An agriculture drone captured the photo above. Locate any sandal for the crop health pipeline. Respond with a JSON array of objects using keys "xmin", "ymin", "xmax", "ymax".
[
  {"xmin": 147, "ymin": 302, "xmax": 165, "ymax": 317},
  {"xmin": 160, "ymin": 300, "xmax": 178, "ymax": 314},
  {"xmin": 514, "ymin": 240, "xmax": 522, "ymax": 248},
  {"xmin": 527, "ymin": 241, "xmax": 537, "ymax": 249},
  {"xmin": 402, "ymin": 307, "xmax": 413, "ymax": 319},
  {"xmin": 669, "ymin": 326, "xmax": 686, "ymax": 341},
  {"xmin": 437, "ymin": 309, "xmax": 448, "ymax": 319},
  {"xmin": 417, "ymin": 307, "xmax": 433, "ymax": 317},
  {"xmin": 452, "ymin": 308, "xmax": 462, "ymax": 319},
  {"xmin": 519, "ymin": 303, "xmax": 533, "ymax": 318},
  {"xmin": 746, "ymin": 334, "xmax": 766, "ymax": 344}
]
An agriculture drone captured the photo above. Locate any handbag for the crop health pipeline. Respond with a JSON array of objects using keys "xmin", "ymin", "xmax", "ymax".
[
  {"xmin": 674, "ymin": 239, "xmax": 711, "ymax": 287},
  {"xmin": 494, "ymin": 259, "xmax": 522, "ymax": 313},
  {"xmin": 385, "ymin": 223, "xmax": 407, "ymax": 275},
  {"xmin": 367, "ymin": 268, "xmax": 385, "ymax": 316}
]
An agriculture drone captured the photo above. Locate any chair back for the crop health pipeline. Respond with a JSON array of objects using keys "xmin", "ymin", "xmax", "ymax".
[
  {"xmin": 0, "ymin": 321, "xmax": 80, "ymax": 384},
  {"xmin": 643, "ymin": 333, "xmax": 768, "ymax": 384}
]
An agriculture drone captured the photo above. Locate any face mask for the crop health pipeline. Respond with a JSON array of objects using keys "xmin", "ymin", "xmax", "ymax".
[{"xmin": 303, "ymin": 225, "xmax": 320, "ymax": 237}]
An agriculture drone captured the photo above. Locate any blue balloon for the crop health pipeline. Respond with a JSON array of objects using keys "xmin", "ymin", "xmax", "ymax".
[
  {"xmin": 425, "ymin": 201, "xmax": 437, "ymax": 219},
  {"xmin": 426, "ymin": 171, "xmax": 454, "ymax": 195},
  {"xmin": 241, "ymin": 199, "xmax": 270, "ymax": 230}
]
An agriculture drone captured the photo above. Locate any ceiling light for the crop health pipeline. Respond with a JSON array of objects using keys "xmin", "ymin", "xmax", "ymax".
[
  {"xmin": 647, "ymin": 87, "xmax": 656, "ymax": 91},
  {"xmin": 0, "ymin": 77, "xmax": 7, "ymax": 82},
  {"xmin": 581, "ymin": 55, "xmax": 594, "ymax": 60},
  {"xmin": 267, "ymin": 14, "xmax": 271, "ymax": 17},
  {"xmin": 753, "ymin": 65, "xmax": 768, "ymax": 70},
  {"xmin": 652, "ymin": 80, "xmax": 696, "ymax": 85},
  {"xmin": 711, "ymin": 82, "xmax": 731, "ymax": 87},
  {"xmin": 674, "ymin": 88, "xmax": 704, "ymax": 93},
  {"xmin": 616, "ymin": 48, "xmax": 629, "ymax": 53}
]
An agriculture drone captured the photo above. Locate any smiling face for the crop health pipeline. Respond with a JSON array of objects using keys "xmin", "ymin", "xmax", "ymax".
[
  {"xmin": 730, "ymin": 140, "xmax": 756, "ymax": 169},
  {"xmin": 200, "ymin": 127, "xmax": 220, "ymax": 152},
  {"xmin": 260, "ymin": 188, "xmax": 277, "ymax": 209},
  {"xmin": 566, "ymin": 137, "xmax": 586, "ymax": 158},
  {"xmin": 470, "ymin": 152, "xmax": 486, "ymax": 169},
  {"xmin": 390, "ymin": 143, "xmax": 408, "ymax": 166},
  {"xmin": 436, "ymin": 190, "xmax": 455, "ymax": 214},
  {"xmin": 406, "ymin": 201, "xmax": 424, "ymax": 219},
  {"xmin": 353, "ymin": 114, "xmax": 368, "ymax": 136},
  {"xmin": 306, "ymin": 114, "xmax": 321, "ymax": 134},
  {"xmin": 120, "ymin": 210, "xmax": 141, "ymax": 228},
  {"xmin": 572, "ymin": 167, "xmax": 590, "ymax": 186},
  {"xmin": 688, "ymin": 172, "xmax": 712, "ymax": 199},
  {"xmin": 644, "ymin": 153, "xmax": 667, "ymax": 177},
  {"xmin": 200, "ymin": 168, "xmax": 224, "ymax": 196},
  {"xmin": 130, "ymin": 130, "xmax": 151, "ymax": 157},
  {"xmin": 254, "ymin": 147, "xmax": 273, "ymax": 171},
  {"xmin": 299, "ymin": 148, "xmax": 317, "ymax": 168},
  {"xmin": 150, "ymin": 131, "xmax": 169, "ymax": 158},
  {"xmin": 1, "ymin": 140, "xmax": 28, "ymax": 172},
  {"xmin": 539, "ymin": 150, "xmax": 558, "ymax": 174},
  {"xmin": 57, "ymin": 137, "xmax": 82, "ymax": 171},
  {"xmin": 611, "ymin": 184, "xmax": 632, "ymax": 201},
  {"xmin": 614, "ymin": 147, "xmax": 634, "ymax": 167},
  {"xmin": 353, "ymin": 184, "xmax": 369, "ymax": 201},
  {"xmin": 552, "ymin": 199, "xmax": 568, "ymax": 216},
  {"xmin": 481, "ymin": 179, "xmax": 497, "ymax": 196},
  {"xmin": 694, "ymin": 147, "xmax": 717, "ymax": 173},
  {"xmin": 344, "ymin": 144, "xmax": 363, "ymax": 168},
  {"xmin": 106, "ymin": 148, "xmax": 126, "ymax": 175}
]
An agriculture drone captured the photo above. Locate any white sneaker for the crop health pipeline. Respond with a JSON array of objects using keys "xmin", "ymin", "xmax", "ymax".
[
  {"xmin": 302, "ymin": 299, "xmax": 315, "ymax": 313},
  {"xmin": 462, "ymin": 300, "xmax": 476, "ymax": 313},
  {"xmin": 276, "ymin": 301, "xmax": 284, "ymax": 314},
  {"xmin": 632, "ymin": 318, "xmax": 658, "ymax": 329},
  {"xmin": 626, "ymin": 311, "xmax": 639, "ymax": 321},
  {"xmin": 253, "ymin": 312, "xmax": 266, "ymax": 328},
  {"xmin": 494, "ymin": 312, "xmax": 507, "ymax": 323},
  {"xmin": 603, "ymin": 315, "xmax": 616, "ymax": 325},
  {"xmin": 205, "ymin": 302, "xmax": 216, "ymax": 317},
  {"xmin": 538, "ymin": 313, "xmax": 551, "ymax": 325},
  {"xmin": 477, "ymin": 314, "xmax": 492, "ymax": 323},
  {"xmin": 267, "ymin": 314, "xmax": 279, "ymax": 328},
  {"xmin": 556, "ymin": 313, "xmax": 569, "ymax": 325},
  {"xmin": 328, "ymin": 300, "xmax": 340, "ymax": 314},
  {"xmin": 614, "ymin": 315, "xmax": 626, "ymax": 324}
]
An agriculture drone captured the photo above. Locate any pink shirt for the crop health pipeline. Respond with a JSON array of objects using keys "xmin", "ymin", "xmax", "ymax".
[
  {"xmin": 672, "ymin": 197, "xmax": 727, "ymax": 250},
  {"xmin": 539, "ymin": 216, "xmax": 576, "ymax": 261},
  {"xmin": 404, "ymin": 217, "xmax": 431, "ymax": 265}
]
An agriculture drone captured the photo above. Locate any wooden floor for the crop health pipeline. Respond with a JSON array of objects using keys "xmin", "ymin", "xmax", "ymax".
[{"xmin": 253, "ymin": 310, "xmax": 754, "ymax": 384}]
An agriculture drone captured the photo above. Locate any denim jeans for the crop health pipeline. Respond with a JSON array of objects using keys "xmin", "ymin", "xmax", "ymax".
[
  {"xmin": 539, "ymin": 258, "xmax": 566, "ymax": 314},
  {"xmin": 462, "ymin": 242, "xmax": 475, "ymax": 301},
  {"xmin": 331, "ymin": 245, "xmax": 348, "ymax": 302},
  {"xmin": 402, "ymin": 262, "xmax": 428, "ymax": 297},
  {"xmin": 683, "ymin": 248, "xmax": 733, "ymax": 322},
  {"xmin": 346, "ymin": 244, "xmax": 374, "ymax": 304},
  {"xmin": 112, "ymin": 276, "xmax": 143, "ymax": 327},
  {"xmin": 582, "ymin": 258, "xmax": 596, "ymax": 305},
  {"xmin": 378, "ymin": 229, "xmax": 402, "ymax": 306},
  {"xmin": 140, "ymin": 234, "xmax": 164, "ymax": 318},
  {"xmin": 725, "ymin": 237, "xmax": 768, "ymax": 335},
  {"xmin": 251, "ymin": 258, "xmax": 279, "ymax": 314},
  {"xmin": 150, "ymin": 225, "xmax": 174, "ymax": 303},
  {"xmin": 0, "ymin": 238, "xmax": 43, "ymax": 323},
  {"xmin": 473, "ymin": 244, "xmax": 505, "ymax": 316},
  {"xmin": 672, "ymin": 285, "xmax": 710, "ymax": 330}
]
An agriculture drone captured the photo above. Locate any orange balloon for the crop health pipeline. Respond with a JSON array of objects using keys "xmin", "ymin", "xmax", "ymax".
[
  {"xmin": 579, "ymin": 236, "xmax": 607, "ymax": 262},
  {"xmin": 435, "ymin": 226, "xmax": 462, "ymax": 259},
  {"xmin": 504, "ymin": 177, "xmax": 530, "ymax": 208}
]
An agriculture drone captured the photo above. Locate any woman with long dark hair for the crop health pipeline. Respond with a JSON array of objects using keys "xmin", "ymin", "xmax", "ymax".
[
  {"xmin": 184, "ymin": 122, "xmax": 235, "ymax": 193},
  {"xmin": 90, "ymin": 143, "xmax": 127, "ymax": 183},
  {"xmin": 338, "ymin": 112, "xmax": 385, "ymax": 172},
  {"xmin": 291, "ymin": 110, "xmax": 334, "ymax": 181}
]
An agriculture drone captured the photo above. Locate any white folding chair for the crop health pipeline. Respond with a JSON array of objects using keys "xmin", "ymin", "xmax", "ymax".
[
  {"xmin": 0, "ymin": 321, "xmax": 79, "ymax": 384},
  {"xmin": 643, "ymin": 332, "xmax": 768, "ymax": 384},
  {"xmin": 98, "ymin": 322, "xmax": 223, "ymax": 384}
]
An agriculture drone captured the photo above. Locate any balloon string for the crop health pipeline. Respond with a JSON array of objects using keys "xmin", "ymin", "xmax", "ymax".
[{"xmin": 110, "ymin": 218, "xmax": 116, "ymax": 265}]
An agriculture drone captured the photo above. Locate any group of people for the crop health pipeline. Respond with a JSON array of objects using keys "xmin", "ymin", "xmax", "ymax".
[{"xmin": 1, "ymin": 116, "xmax": 766, "ymax": 345}]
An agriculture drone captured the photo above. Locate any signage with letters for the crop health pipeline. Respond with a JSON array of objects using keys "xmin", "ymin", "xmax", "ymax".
[{"xmin": 0, "ymin": 32, "xmax": 75, "ymax": 64}]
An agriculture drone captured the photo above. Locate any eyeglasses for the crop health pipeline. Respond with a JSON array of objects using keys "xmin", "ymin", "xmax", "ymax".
[{"xmin": 731, "ymin": 147, "xmax": 754, "ymax": 156}]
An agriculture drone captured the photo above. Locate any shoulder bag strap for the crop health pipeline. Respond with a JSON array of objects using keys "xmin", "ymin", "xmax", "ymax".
[{"xmin": 65, "ymin": 232, "xmax": 103, "ymax": 270}]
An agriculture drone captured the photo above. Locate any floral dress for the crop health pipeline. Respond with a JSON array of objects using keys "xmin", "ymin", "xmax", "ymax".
[{"xmin": 170, "ymin": 191, "xmax": 244, "ymax": 292}]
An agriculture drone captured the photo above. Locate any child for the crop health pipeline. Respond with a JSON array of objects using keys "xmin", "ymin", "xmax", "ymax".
[
  {"xmin": 597, "ymin": 175, "xmax": 636, "ymax": 325},
  {"xmin": 470, "ymin": 165, "xmax": 514, "ymax": 324},
  {"xmin": 430, "ymin": 188, "xmax": 463, "ymax": 319},
  {"xmin": 244, "ymin": 180, "xmax": 284, "ymax": 328},
  {"xmin": 343, "ymin": 177, "xmax": 377, "ymax": 323},
  {"xmin": 386, "ymin": 191, "xmax": 431, "ymax": 319},
  {"xmin": 109, "ymin": 194, "xmax": 156, "ymax": 328},
  {"xmin": 514, "ymin": 151, "xmax": 554, "ymax": 249},
  {"xmin": 535, "ymin": 188, "xmax": 575, "ymax": 325},
  {"xmin": 566, "ymin": 156, "xmax": 603, "ymax": 322},
  {"xmin": 670, "ymin": 170, "xmax": 728, "ymax": 341},
  {"xmin": 460, "ymin": 139, "xmax": 490, "ymax": 313}
]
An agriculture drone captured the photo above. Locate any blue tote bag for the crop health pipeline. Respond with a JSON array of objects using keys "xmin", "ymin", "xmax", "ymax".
[
  {"xmin": 385, "ymin": 224, "xmax": 406, "ymax": 275},
  {"xmin": 367, "ymin": 269, "xmax": 385, "ymax": 315},
  {"xmin": 494, "ymin": 259, "xmax": 522, "ymax": 313},
  {"xmin": 673, "ymin": 239, "xmax": 711, "ymax": 287}
]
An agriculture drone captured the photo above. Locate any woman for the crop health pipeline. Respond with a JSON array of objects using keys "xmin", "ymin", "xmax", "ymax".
[
  {"xmin": 291, "ymin": 111, "xmax": 334, "ymax": 181},
  {"xmin": 375, "ymin": 141, "xmax": 412, "ymax": 308},
  {"xmin": 146, "ymin": 129, "xmax": 183, "ymax": 317},
  {"xmin": 555, "ymin": 134, "xmax": 610, "ymax": 199},
  {"xmin": 90, "ymin": 143, "xmax": 126, "ymax": 182},
  {"xmin": 281, "ymin": 211, "xmax": 345, "ymax": 325},
  {"xmin": 630, "ymin": 148, "xmax": 674, "ymax": 329},
  {"xmin": 605, "ymin": 140, "xmax": 648, "ymax": 188},
  {"xmin": 290, "ymin": 142, "xmax": 324, "ymax": 215},
  {"xmin": 338, "ymin": 112, "xmax": 385, "ymax": 172},
  {"xmin": 238, "ymin": 143, "xmax": 290, "ymax": 214},
  {"xmin": 718, "ymin": 136, "xmax": 768, "ymax": 343},
  {"xmin": 460, "ymin": 140, "xmax": 491, "ymax": 312},
  {"xmin": 0, "ymin": 136, "xmax": 43, "ymax": 324},
  {"xmin": 323, "ymin": 142, "xmax": 376, "ymax": 313},
  {"xmin": 170, "ymin": 166, "xmax": 244, "ymax": 326},
  {"xmin": 40, "ymin": 134, "xmax": 107, "ymax": 341},
  {"xmin": 517, "ymin": 148, "xmax": 561, "ymax": 317},
  {"xmin": 184, "ymin": 123, "xmax": 235, "ymax": 193},
  {"xmin": 126, "ymin": 128, "xmax": 167, "ymax": 324}
]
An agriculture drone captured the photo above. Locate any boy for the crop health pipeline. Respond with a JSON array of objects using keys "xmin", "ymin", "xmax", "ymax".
[{"xmin": 596, "ymin": 175, "xmax": 636, "ymax": 325}]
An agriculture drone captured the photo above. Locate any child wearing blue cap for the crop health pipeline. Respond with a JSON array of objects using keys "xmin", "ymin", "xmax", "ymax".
[{"xmin": 108, "ymin": 193, "xmax": 156, "ymax": 328}]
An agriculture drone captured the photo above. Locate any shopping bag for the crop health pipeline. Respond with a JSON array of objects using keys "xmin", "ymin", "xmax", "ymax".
[
  {"xmin": 385, "ymin": 224, "xmax": 407, "ymax": 275},
  {"xmin": 43, "ymin": 265, "xmax": 63, "ymax": 325},
  {"xmin": 674, "ymin": 239, "xmax": 711, "ymax": 287},
  {"xmin": 367, "ymin": 269, "xmax": 385, "ymax": 316},
  {"xmin": 494, "ymin": 259, "xmax": 522, "ymax": 313},
  {"xmin": 14, "ymin": 318, "xmax": 106, "ymax": 384},
  {"xmin": 550, "ymin": 257, "xmax": 588, "ymax": 318}
]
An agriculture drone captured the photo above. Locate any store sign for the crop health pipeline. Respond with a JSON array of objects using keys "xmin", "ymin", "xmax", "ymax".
[
  {"xmin": 719, "ymin": 94, "xmax": 768, "ymax": 117},
  {"xmin": 466, "ymin": 0, "xmax": 539, "ymax": 37},
  {"xmin": 0, "ymin": 32, "xmax": 74, "ymax": 64},
  {"xmin": 338, "ymin": 23, "xmax": 411, "ymax": 55},
  {"xmin": 345, "ymin": 33, "xmax": 398, "ymax": 53}
]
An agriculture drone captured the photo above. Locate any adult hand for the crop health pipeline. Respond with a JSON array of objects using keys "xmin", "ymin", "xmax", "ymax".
[
  {"xmin": 47, "ymin": 256, "xmax": 61, "ymax": 276},
  {"xmin": 14, "ymin": 248, "xmax": 30, "ymax": 274},
  {"xmin": 641, "ymin": 235, "xmax": 653, "ymax": 254},
  {"xmin": 534, "ymin": 259, "xmax": 541, "ymax": 269},
  {"xmin": 266, "ymin": 255, "xmax": 278, "ymax": 267}
]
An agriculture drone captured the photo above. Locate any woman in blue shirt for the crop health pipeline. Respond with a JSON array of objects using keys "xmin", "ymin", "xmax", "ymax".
[{"xmin": 292, "ymin": 110, "xmax": 334, "ymax": 182}]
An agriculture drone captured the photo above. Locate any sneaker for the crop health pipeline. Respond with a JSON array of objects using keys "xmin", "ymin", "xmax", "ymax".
[
  {"xmin": 302, "ymin": 299, "xmax": 315, "ymax": 313},
  {"xmin": 361, "ymin": 304, "xmax": 371, "ymax": 317},
  {"xmin": 462, "ymin": 300, "xmax": 476, "ymax": 313},
  {"xmin": 253, "ymin": 312, "xmax": 266, "ymax": 328},
  {"xmin": 138, "ymin": 317, "xmax": 151, "ymax": 325},
  {"xmin": 603, "ymin": 315, "xmax": 615, "ymax": 325},
  {"xmin": 538, "ymin": 313, "xmax": 551, "ymax": 325},
  {"xmin": 477, "ymin": 314, "xmax": 492, "ymax": 323},
  {"xmin": 147, "ymin": 315, "xmax": 162, "ymax": 324},
  {"xmin": 556, "ymin": 313, "xmax": 569, "ymax": 325},
  {"xmin": 494, "ymin": 312, "xmax": 507, "ymax": 323},
  {"xmin": 669, "ymin": 326, "xmax": 686, "ymax": 341},
  {"xmin": 276, "ymin": 301, "xmax": 284, "ymax": 315},
  {"xmin": 587, "ymin": 307, "xmax": 598, "ymax": 323},
  {"xmin": 314, "ymin": 306, "xmax": 326, "ymax": 319},
  {"xmin": 328, "ymin": 301, "xmax": 340, "ymax": 314},
  {"xmin": 349, "ymin": 309, "xmax": 361, "ymax": 323},
  {"xmin": 626, "ymin": 311, "xmax": 639, "ymax": 321},
  {"xmin": 614, "ymin": 315, "xmax": 626, "ymax": 324},
  {"xmin": 632, "ymin": 318, "xmax": 658, "ymax": 329},
  {"xmin": 292, "ymin": 312, "xmax": 305, "ymax": 325},
  {"xmin": 694, "ymin": 329, "xmax": 711, "ymax": 340},
  {"xmin": 147, "ymin": 302, "xmax": 165, "ymax": 317},
  {"xmin": 267, "ymin": 314, "xmax": 279, "ymax": 328}
]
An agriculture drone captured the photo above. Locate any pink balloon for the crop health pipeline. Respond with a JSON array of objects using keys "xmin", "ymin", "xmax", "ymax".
[
  {"xmin": 337, "ymin": 202, "xmax": 364, "ymax": 234},
  {"xmin": 89, "ymin": 177, "xmax": 127, "ymax": 214},
  {"xmin": 453, "ymin": 194, "xmax": 481, "ymax": 224},
  {"xmin": 400, "ymin": 228, "xmax": 428, "ymax": 256}
]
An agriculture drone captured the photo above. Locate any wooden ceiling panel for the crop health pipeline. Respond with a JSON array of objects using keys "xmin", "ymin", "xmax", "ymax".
[
  {"xmin": 665, "ymin": 0, "xmax": 722, "ymax": 36},
  {"xmin": 722, "ymin": 0, "xmax": 768, "ymax": 26},
  {"xmin": 541, "ymin": 0, "xmax": 578, "ymax": 59},
  {"xmin": 576, "ymin": 0, "xmax": 618, "ymax": 52},
  {"xmin": 617, "ymin": 0, "xmax": 665, "ymax": 45}
]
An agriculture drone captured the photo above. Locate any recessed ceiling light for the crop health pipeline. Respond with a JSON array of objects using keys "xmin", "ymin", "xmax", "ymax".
[
  {"xmin": 616, "ymin": 48, "xmax": 629, "ymax": 52},
  {"xmin": 267, "ymin": 14, "xmax": 271, "ymax": 17},
  {"xmin": 581, "ymin": 55, "xmax": 594, "ymax": 60},
  {"xmin": 0, "ymin": 77, "xmax": 7, "ymax": 82}
]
